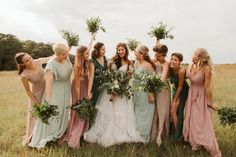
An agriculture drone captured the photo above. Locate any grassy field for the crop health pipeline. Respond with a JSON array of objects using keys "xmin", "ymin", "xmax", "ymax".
[{"xmin": 0, "ymin": 64, "xmax": 235, "ymax": 157}]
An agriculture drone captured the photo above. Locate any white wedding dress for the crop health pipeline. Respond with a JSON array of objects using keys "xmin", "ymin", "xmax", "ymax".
[{"xmin": 84, "ymin": 64, "xmax": 144, "ymax": 147}]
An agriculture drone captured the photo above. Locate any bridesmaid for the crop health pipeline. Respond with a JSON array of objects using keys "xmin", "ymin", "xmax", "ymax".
[
  {"xmin": 183, "ymin": 48, "xmax": 221, "ymax": 157},
  {"xmin": 62, "ymin": 35, "xmax": 95, "ymax": 149},
  {"xmin": 15, "ymin": 52, "xmax": 53, "ymax": 145},
  {"xmin": 90, "ymin": 42, "xmax": 107, "ymax": 106},
  {"xmin": 169, "ymin": 53, "xmax": 189, "ymax": 142},
  {"xmin": 133, "ymin": 44, "xmax": 155, "ymax": 142},
  {"xmin": 151, "ymin": 44, "xmax": 171, "ymax": 146},
  {"xmin": 28, "ymin": 43, "xmax": 72, "ymax": 148}
]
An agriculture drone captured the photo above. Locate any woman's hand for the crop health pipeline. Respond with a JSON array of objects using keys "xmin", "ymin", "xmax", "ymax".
[
  {"xmin": 87, "ymin": 93, "xmax": 92, "ymax": 99},
  {"xmin": 148, "ymin": 93, "xmax": 155, "ymax": 104}
]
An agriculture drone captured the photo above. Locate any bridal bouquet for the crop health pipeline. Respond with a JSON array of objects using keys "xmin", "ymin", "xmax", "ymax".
[
  {"xmin": 126, "ymin": 38, "xmax": 140, "ymax": 51},
  {"xmin": 59, "ymin": 29, "xmax": 80, "ymax": 47},
  {"xmin": 97, "ymin": 69, "xmax": 133, "ymax": 101},
  {"xmin": 32, "ymin": 101, "xmax": 59, "ymax": 124},
  {"xmin": 85, "ymin": 17, "xmax": 106, "ymax": 34},
  {"xmin": 134, "ymin": 72, "xmax": 165, "ymax": 94},
  {"xmin": 148, "ymin": 21, "xmax": 174, "ymax": 41},
  {"xmin": 69, "ymin": 98, "xmax": 96, "ymax": 122}
]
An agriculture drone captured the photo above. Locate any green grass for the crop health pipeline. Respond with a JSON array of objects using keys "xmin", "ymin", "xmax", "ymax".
[{"xmin": 0, "ymin": 65, "xmax": 236, "ymax": 157}]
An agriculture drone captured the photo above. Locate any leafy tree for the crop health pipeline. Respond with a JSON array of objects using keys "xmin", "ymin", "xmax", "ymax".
[{"xmin": 0, "ymin": 33, "xmax": 23, "ymax": 70}]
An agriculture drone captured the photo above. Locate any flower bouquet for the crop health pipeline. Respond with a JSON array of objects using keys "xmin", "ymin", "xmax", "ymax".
[
  {"xmin": 32, "ymin": 101, "xmax": 59, "ymax": 124},
  {"xmin": 134, "ymin": 72, "xmax": 166, "ymax": 94},
  {"xmin": 97, "ymin": 69, "xmax": 133, "ymax": 101},
  {"xmin": 148, "ymin": 21, "xmax": 174, "ymax": 42},
  {"xmin": 69, "ymin": 98, "xmax": 96, "ymax": 123},
  {"xmin": 85, "ymin": 17, "xmax": 106, "ymax": 34}
]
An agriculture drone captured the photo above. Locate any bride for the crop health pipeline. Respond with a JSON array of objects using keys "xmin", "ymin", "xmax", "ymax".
[{"xmin": 84, "ymin": 43, "xmax": 144, "ymax": 146}]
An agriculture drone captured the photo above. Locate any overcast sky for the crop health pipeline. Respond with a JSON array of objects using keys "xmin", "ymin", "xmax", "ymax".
[{"xmin": 0, "ymin": 0, "xmax": 235, "ymax": 63}]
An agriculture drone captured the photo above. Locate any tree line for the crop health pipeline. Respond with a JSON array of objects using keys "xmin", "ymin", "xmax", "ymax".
[{"xmin": 0, "ymin": 33, "xmax": 54, "ymax": 71}]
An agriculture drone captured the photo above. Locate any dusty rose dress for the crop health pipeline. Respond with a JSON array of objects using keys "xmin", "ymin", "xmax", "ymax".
[
  {"xmin": 183, "ymin": 71, "xmax": 221, "ymax": 157},
  {"xmin": 19, "ymin": 62, "xmax": 45, "ymax": 145},
  {"xmin": 62, "ymin": 76, "xmax": 89, "ymax": 148},
  {"xmin": 151, "ymin": 63, "xmax": 171, "ymax": 144}
]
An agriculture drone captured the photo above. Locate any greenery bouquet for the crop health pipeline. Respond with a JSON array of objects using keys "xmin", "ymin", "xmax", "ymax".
[
  {"xmin": 59, "ymin": 30, "xmax": 80, "ymax": 47},
  {"xmin": 126, "ymin": 38, "xmax": 140, "ymax": 51},
  {"xmin": 134, "ymin": 72, "xmax": 165, "ymax": 94},
  {"xmin": 69, "ymin": 98, "xmax": 96, "ymax": 123},
  {"xmin": 148, "ymin": 21, "xmax": 174, "ymax": 41},
  {"xmin": 85, "ymin": 17, "xmax": 106, "ymax": 34},
  {"xmin": 218, "ymin": 106, "xmax": 236, "ymax": 127},
  {"xmin": 32, "ymin": 101, "xmax": 59, "ymax": 124}
]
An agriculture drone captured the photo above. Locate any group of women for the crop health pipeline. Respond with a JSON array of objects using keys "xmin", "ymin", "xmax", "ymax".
[{"xmin": 15, "ymin": 34, "xmax": 221, "ymax": 157}]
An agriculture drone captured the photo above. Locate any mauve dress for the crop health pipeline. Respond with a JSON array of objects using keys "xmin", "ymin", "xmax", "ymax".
[
  {"xmin": 19, "ymin": 61, "xmax": 45, "ymax": 145},
  {"xmin": 62, "ymin": 76, "xmax": 89, "ymax": 149},
  {"xmin": 183, "ymin": 71, "xmax": 221, "ymax": 157}
]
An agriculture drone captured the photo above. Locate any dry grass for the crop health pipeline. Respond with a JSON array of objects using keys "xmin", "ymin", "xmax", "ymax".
[{"xmin": 0, "ymin": 65, "xmax": 235, "ymax": 157}]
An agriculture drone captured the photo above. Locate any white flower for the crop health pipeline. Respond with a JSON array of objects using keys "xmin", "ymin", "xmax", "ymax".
[{"xmin": 113, "ymin": 80, "xmax": 118, "ymax": 85}]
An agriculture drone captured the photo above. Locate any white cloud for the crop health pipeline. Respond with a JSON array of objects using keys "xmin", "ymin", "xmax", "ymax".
[{"xmin": 0, "ymin": 0, "xmax": 235, "ymax": 63}]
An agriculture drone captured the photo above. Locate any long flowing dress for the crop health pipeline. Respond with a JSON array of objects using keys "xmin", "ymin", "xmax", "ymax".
[
  {"xmin": 62, "ymin": 76, "xmax": 89, "ymax": 149},
  {"xmin": 28, "ymin": 59, "xmax": 72, "ymax": 148},
  {"xmin": 169, "ymin": 71, "xmax": 189, "ymax": 141},
  {"xmin": 84, "ymin": 64, "xmax": 143, "ymax": 147},
  {"xmin": 151, "ymin": 64, "xmax": 171, "ymax": 143},
  {"xmin": 133, "ymin": 66, "xmax": 155, "ymax": 142},
  {"xmin": 91, "ymin": 57, "xmax": 107, "ymax": 106},
  {"xmin": 183, "ymin": 71, "xmax": 222, "ymax": 157},
  {"xmin": 20, "ymin": 61, "xmax": 46, "ymax": 145}
]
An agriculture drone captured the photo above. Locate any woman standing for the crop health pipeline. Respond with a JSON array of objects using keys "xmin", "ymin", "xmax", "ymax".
[
  {"xmin": 62, "ymin": 35, "xmax": 95, "ymax": 149},
  {"xmin": 169, "ymin": 53, "xmax": 189, "ymax": 142},
  {"xmin": 133, "ymin": 44, "xmax": 155, "ymax": 142},
  {"xmin": 183, "ymin": 48, "xmax": 221, "ymax": 157},
  {"xmin": 151, "ymin": 44, "xmax": 171, "ymax": 146},
  {"xmin": 29, "ymin": 43, "xmax": 72, "ymax": 148},
  {"xmin": 15, "ymin": 52, "xmax": 52, "ymax": 145},
  {"xmin": 90, "ymin": 42, "xmax": 107, "ymax": 106},
  {"xmin": 84, "ymin": 43, "xmax": 143, "ymax": 146}
]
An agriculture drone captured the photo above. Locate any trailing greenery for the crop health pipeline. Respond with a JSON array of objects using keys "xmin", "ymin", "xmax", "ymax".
[
  {"xmin": 32, "ymin": 101, "xmax": 59, "ymax": 124},
  {"xmin": 218, "ymin": 106, "xmax": 236, "ymax": 126},
  {"xmin": 85, "ymin": 17, "xmax": 106, "ymax": 34},
  {"xmin": 126, "ymin": 38, "xmax": 140, "ymax": 51},
  {"xmin": 59, "ymin": 30, "xmax": 80, "ymax": 47},
  {"xmin": 68, "ymin": 98, "xmax": 96, "ymax": 123},
  {"xmin": 148, "ymin": 21, "xmax": 174, "ymax": 41}
]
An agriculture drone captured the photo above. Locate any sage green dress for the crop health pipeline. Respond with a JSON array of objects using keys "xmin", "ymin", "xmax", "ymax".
[
  {"xmin": 91, "ymin": 57, "xmax": 107, "ymax": 106},
  {"xmin": 29, "ymin": 58, "xmax": 72, "ymax": 148},
  {"xmin": 133, "ymin": 67, "xmax": 155, "ymax": 142}
]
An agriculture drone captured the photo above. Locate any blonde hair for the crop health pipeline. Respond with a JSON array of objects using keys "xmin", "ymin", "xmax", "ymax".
[
  {"xmin": 194, "ymin": 48, "xmax": 213, "ymax": 71},
  {"xmin": 53, "ymin": 43, "xmax": 68, "ymax": 55},
  {"xmin": 136, "ymin": 44, "xmax": 155, "ymax": 69}
]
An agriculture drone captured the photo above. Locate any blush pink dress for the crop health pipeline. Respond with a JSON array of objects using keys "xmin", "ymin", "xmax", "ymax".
[
  {"xmin": 183, "ymin": 71, "xmax": 221, "ymax": 157},
  {"xmin": 19, "ymin": 61, "xmax": 46, "ymax": 145},
  {"xmin": 62, "ymin": 76, "xmax": 89, "ymax": 149}
]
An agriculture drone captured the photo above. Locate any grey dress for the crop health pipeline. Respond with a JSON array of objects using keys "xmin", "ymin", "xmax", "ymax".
[
  {"xmin": 133, "ymin": 66, "xmax": 155, "ymax": 142},
  {"xmin": 29, "ymin": 58, "xmax": 72, "ymax": 148}
]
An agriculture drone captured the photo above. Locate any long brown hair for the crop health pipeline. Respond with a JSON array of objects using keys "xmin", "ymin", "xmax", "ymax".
[
  {"xmin": 109, "ymin": 43, "xmax": 131, "ymax": 70},
  {"xmin": 74, "ymin": 46, "xmax": 90, "ymax": 79},
  {"xmin": 15, "ymin": 52, "xmax": 27, "ymax": 75},
  {"xmin": 91, "ymin": 42, "xmax": 104, "ymax": 59}
]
